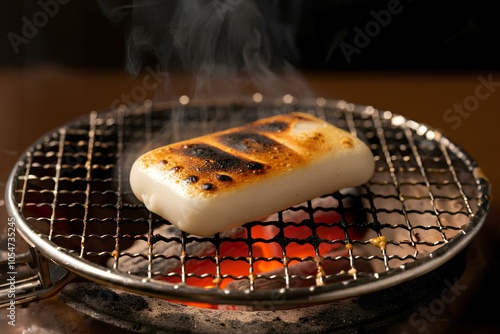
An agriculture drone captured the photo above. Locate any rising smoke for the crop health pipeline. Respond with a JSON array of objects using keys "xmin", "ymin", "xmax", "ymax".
[{"xmin": 100, "ymin": 0, "xmax": 311, "ymax": 98}]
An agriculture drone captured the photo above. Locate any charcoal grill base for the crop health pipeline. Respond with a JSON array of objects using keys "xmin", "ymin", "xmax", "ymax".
[{"xmin": 59, "ymin": 250, "xmax": 466, "ymax": 334}]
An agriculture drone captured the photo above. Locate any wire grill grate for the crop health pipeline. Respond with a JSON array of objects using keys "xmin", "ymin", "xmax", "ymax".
[{"xmin": 8, "ymin": 96, "xmax": 490, "ymax": 306}]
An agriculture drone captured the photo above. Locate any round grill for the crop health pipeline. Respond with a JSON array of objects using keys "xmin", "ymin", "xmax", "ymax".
[{"xmin": 6, "ymin": 96, "xmax": 490, "ymax": 308}]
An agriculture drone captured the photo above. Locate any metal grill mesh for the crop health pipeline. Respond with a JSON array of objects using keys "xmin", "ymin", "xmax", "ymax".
[{"xmin": 8, "ymin": 96, "xmax": 490, "ymax": 306}]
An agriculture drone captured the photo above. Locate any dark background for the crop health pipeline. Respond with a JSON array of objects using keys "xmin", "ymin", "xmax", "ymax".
[{"xmin": 1, "ymin": 0, "xmax": 499, "ymax": 72}]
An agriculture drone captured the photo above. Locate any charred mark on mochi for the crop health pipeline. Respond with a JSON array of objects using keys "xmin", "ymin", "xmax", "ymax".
[
  {"xmin": 216, "ymin": 174, "xmax": 233, "ymax": 182},
  {"xmin": 219, "ymin": 132, "xmax": 278, "ymax": 153},
  {"xmin": 185, "ymin": 175, "xmax": 198, "ymax": 184},
  {"xmin": 180, "ymin": 143, "xmax": 266, "ymax": 174},
  {"xmin": 257, "ymin": 121, "xmax": 288, "ymax": 132},
  {"xmin": 246, "ymin": 161, "xmax": 264, "ymax": 171},
  {"xmin": 183, "ymin": 144, "xmax": 237, "ymax": 163},
  {"xmin": 200, "ymin": 183, "xmax": 215, "ymax": 191}
]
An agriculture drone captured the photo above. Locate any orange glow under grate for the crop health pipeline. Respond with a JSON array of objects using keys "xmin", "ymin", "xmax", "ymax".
[{"xmin": 162, "ymin": 209, "xmax": 366, "ymax": 309}]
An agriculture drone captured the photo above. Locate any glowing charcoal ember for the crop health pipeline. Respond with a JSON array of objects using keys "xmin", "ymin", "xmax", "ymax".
[
  {"xmin": 251, "ymin": 192, "xmax": 367, "ymax": 272},
  {"xmin": 108, "ymin": 225, "xmax": 246, "ymax": 275}
]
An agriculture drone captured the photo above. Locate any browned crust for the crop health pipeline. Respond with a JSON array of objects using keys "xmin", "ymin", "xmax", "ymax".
[{"xmin": 138, "ymin": 113, "xmax": 351, "ymax": 194}]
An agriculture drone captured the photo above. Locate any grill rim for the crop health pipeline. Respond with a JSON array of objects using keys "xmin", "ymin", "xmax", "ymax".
[{"xmin": 5, "ymin": 96, "xmax": 491, "ymax": 307}]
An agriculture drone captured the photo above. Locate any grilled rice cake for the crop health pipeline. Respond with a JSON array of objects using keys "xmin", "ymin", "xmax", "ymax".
[{"xmin": 130, "ymin": 112, "xmax": 374, "ymax": 236}]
